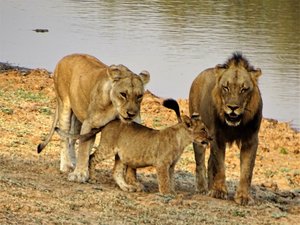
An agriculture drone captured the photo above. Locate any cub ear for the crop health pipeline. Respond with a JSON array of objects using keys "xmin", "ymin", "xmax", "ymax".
[
  {"xmin": 139, "ymin": 70, "xmax": 150, "ymax": 85},
  {"xmin": 182, "ymin": 115, "xmax": 192, "ymax": 128},
  {"xmin": 191, "ymin": 112, "xmax": 200, "ymax": 120},
  {"xmin": 107, "ymin": 65, "xmax": 122, "ymax": 81},
  {"xmin": 251, "ymin": 68, "xmax": 262, "ymax": 80}
]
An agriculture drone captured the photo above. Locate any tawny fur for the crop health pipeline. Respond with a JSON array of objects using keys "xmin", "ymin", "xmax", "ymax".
[
  {"xmin": 37, "ymin": 54, "xmax": 150, "ymax": 183},
  {"xmin": 189, "ymin": 52, "xmax": 262, "ymax": 205}
]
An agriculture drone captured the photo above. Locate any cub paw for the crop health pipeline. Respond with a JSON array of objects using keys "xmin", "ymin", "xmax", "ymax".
[
  {"xmin": 68, "ymin": 170, "xmax": 89, "ymax": 183},
  {"xmin": 119, "ymin": 184, "xmax": 137, "ymax": 192}
]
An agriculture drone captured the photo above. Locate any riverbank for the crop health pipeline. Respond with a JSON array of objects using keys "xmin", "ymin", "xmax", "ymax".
[{"xmin": 0, "ymin": 66, "xmax": 299, "ymax": 224}]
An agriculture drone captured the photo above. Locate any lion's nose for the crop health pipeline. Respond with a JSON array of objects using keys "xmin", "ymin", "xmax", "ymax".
[{"xmin": 227, "ymin": 105, "xmax": 239, "ymax": 111}]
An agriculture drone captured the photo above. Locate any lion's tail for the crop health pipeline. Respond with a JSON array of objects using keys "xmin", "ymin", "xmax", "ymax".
[
  {"xmin": 162, "ymin": 98, "xmax": 182, "ymax": 123},
  {"xmin": 37, "ymin": 104, "xmax": 59, "ymax": 153}
]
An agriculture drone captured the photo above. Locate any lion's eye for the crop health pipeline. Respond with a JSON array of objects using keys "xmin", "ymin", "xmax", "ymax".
[
  {"xmin": 120, "ymin": 92, "xmax": 127, "ymax": 99},
  {"xmin": 240, "ymin": 87, "xmax": 249, "ymax": 93}
]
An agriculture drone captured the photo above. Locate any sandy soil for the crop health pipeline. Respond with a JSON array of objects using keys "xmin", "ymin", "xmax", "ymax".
[{"xmin": 0, "ymin": 68, "xmax": 299, "ymax": 225}]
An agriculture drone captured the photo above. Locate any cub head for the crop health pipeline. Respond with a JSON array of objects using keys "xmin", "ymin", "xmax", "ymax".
[
  {"xmin": 212, "ymin": 52, "xmax": 262, "ymax": 127},
  {"xmin": 107, "ymin": 64, "xmax": 150, "ymax": 122},
  {"xmin": 182, "ymin": 113, "xmax": 212, "ymax": 146}
]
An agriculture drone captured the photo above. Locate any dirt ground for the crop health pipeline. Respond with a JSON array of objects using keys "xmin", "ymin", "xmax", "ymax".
[{"xmin": 0, "ymin": 68, "xmax": 299, "ymax": 225}]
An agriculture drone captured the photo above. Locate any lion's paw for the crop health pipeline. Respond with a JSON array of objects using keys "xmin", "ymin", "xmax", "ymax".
[
  {"xmin": 196, "ymin": 186, "xmax": 208, "ymax": 194},
  {"xmin": 209, "ymin": 189, "xmax": 228, "ymax": 200},
  {"xmin": 68, "ymin": 170, "xmax": 89, "ymax": 183},
  {"xmin": 234, "ymin": 191, "xmax": 253, "ymax": 205}
]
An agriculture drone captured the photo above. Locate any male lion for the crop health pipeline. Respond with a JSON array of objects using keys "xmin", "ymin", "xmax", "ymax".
[
  {"xmin": 189, "ymin": 52, "xmax": 262, "ymax": 205},
  {"xmin": 56, "ymin": 99, "xmax": 211, "ymax": 195},
  {"xmin": 37, "ymin": 54, "xmax": 150, "ymax": 183}
]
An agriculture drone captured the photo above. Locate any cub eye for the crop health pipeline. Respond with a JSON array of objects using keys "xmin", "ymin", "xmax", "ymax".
[
  {"xmin": 120, "ymin": 92, "xmax": 127, "ymax": 99},
  {"xmin": 222, "ymin": 86, "xmax": 229, "ymax": 92},
  {"xmin": 137, "ymin": 94, "xmax": 143, "ymax": 101}
]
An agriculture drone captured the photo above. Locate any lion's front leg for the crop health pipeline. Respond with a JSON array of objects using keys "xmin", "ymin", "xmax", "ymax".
[
  {"xmin": 193, "ymin": 142, "xmax": 208, "ymax": 193},
  {"xmin": 208, "ymin": 141, "xmax": 227, "ymax": 199},
  {"xmin": 68, "ymin": 121, "xmax": 95, "ymax": 183},
  {"xmin": 235, "ymin": 136, "xmax": 258, "ymax": 205}
]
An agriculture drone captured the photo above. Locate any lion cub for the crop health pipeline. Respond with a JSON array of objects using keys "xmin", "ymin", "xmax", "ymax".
[
  {"xmin": 56, "ymin": 99, "xmax": 210, "ymax": 195},
  {"xmin": 92, "ymin": 99, "xmax": 211, "ymax": 195}
]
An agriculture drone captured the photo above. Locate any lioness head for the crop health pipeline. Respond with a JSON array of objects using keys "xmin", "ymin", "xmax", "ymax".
[
  {"xmin": 107, "ymin": 65, "xmax": 150, "ymax": 122},
  {"xmin": 213, "ymin": 53, "xmax": 262, "ymax": 126},
  {"xmin": 182, "ymin": 113, "xmax": 212, "ymax": 146}
]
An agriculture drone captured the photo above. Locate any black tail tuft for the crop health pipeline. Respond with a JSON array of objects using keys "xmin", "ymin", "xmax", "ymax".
[
  {"xmin": 163, "ymin": 98, "xmax": 181, "ymax": 122},
  {"xmin": 37, "ymin": 143, "xmax": 44, "ymax": 154}
]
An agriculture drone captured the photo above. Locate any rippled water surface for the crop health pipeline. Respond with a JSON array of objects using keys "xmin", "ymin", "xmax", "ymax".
[{"xmin": 1, "ymin": 0, "xmax": 299, "ymax": 129}]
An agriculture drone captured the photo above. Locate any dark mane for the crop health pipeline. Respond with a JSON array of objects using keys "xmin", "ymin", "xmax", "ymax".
[{"xmin": 221, "ymin": 52, "xmax": 255, "ymax": 72}]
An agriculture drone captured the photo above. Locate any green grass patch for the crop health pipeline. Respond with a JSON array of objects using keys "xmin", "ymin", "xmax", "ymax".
[{"xmin": 279, "ymin": 147, "xmax": 288, "ymax": 155}]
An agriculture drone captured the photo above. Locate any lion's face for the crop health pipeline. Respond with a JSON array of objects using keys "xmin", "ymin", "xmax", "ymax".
[
  {"xmin": 215, "ymin": 66, "xmax": 261, "ymax": 127},
  {"xmin": 108, "ymin": 65, "xmax": 150, "ymax": 122}
]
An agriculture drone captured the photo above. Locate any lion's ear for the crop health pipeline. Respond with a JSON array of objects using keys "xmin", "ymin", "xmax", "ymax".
[
  {"xmin": 214, "ymin": 64, "xmax": 226, "ymax": 78},
  {"xmin": 107, "ymin": 65, "xmax": 122, "ymax": 81},
  {"xmin": 139, "ymin": 70, "xmax": 150, "ymax": 85},
  {"xmin": 251, "ymin": 68, "xmax": 262, "ymax": 80},
  {"xmin": 182, "ymin": 115, "xmax": 192, "ymax": 128}
]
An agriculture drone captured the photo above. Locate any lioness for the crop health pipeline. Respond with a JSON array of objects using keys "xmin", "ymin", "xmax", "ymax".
[
  {"xmin": 57, "ymin": 99, "xmax": 211, "ymax": 195},
  {"xmin": 37, "ymin": 54, "xmax": 150, "ymax": 183},
  {"xmin": 189, "ymin": 52, "xmax": 262, "ymax": 205}
]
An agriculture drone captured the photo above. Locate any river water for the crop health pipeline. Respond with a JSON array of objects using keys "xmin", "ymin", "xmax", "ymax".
[{"xmin": 1, "ymin": 0, "xmax": 299, "ymax": 129}]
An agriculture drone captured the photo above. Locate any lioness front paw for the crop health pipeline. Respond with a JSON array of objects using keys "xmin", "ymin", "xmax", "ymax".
[{"xmin": 68, "ymin": 170, "xmax": 89, "ymax": 183}]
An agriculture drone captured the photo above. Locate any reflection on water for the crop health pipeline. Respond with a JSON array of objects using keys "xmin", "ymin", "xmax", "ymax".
[{"xmin": 0, "ymin": 0, "xmax": 299, "ymax": 129}]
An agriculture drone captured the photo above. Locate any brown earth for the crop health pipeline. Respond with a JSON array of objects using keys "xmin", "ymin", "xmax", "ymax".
[{"xmin": 0, "ymin": 68, "xmax": 299, "ymax": 225}]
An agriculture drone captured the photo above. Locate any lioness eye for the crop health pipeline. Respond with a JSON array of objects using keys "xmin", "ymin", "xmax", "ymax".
[
  {"xmin": 120, "ymin": 92, "xmax": 127, "ymax": 99},
  {"xmin": 222, "ymin": 86, "xmax": 229, "ymax": 92}
]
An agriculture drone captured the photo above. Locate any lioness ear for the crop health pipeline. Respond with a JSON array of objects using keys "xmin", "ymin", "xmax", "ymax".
[
  {"xmin": 107, "ymin": 65, "xmax": 122, "ymax": 81},
  {"xmin": 139, "ymin": 70, "xmax": 150, "ymax": 85},
  {"xmin": 251, "ymin": 68, "xmax": 262, "ymax": 80},
  {"xmin": 182, "ymin": 115, "xmax": 192, "ymax": 128}
]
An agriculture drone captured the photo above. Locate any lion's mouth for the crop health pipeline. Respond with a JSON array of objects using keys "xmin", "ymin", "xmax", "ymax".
[{"xmin": 225, "ymin": 113, "xmax": 242, "ymax": 126}]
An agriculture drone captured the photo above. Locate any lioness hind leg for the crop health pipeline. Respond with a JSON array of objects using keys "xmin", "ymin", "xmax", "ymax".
[
  {"xmin": 125, "ymin": 168, "xmax": 144, "ymax": 192},
  {"xmin": 113, "ymin": 155, "xmax": 137, "ymax": 192},
  {"xmin": 68, "ymin": 113, "xmax": 82, "ymax": 166},
  {"xmin": 57, "ymin": 100, "xmax": 75, "ymax": 173},
  {"xmin": 193, "ymin": 142, "xmax": 208, "ymax": 193}
]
